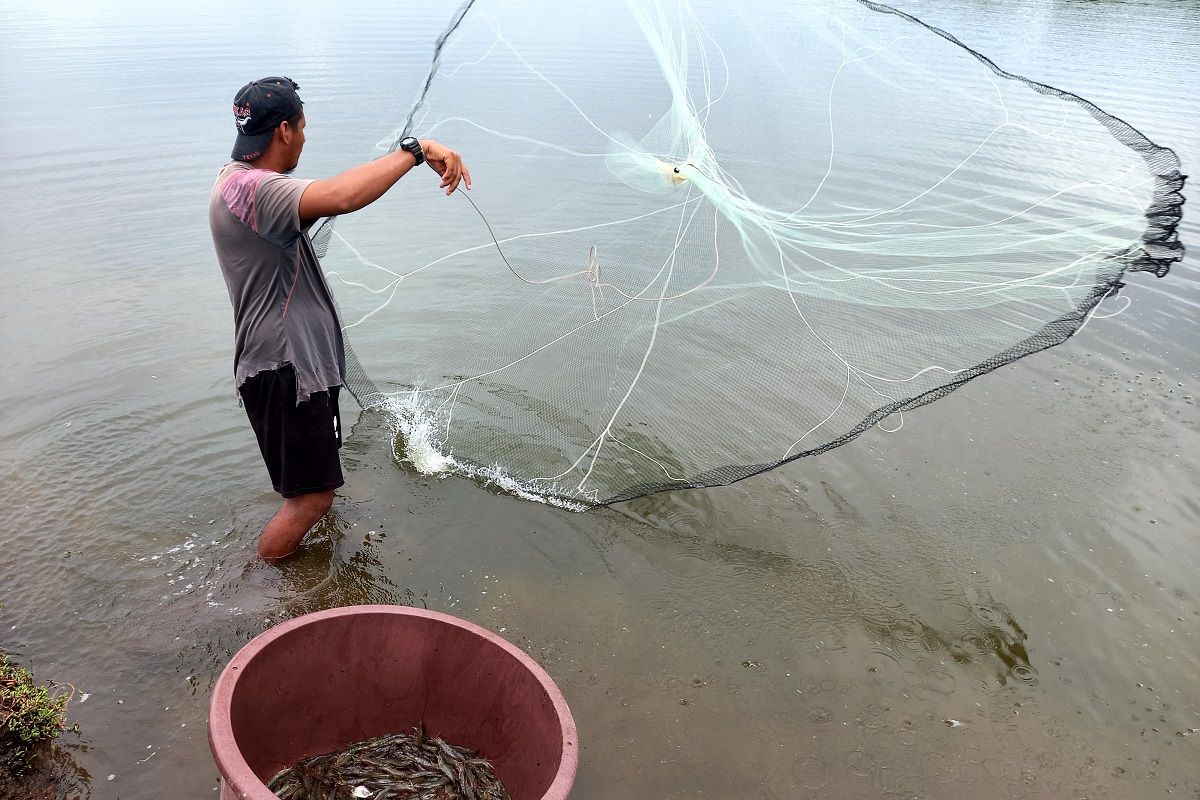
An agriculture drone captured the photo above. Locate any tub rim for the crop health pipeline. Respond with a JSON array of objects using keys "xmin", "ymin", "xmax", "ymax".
[{"xmin": 207, "ymin": 604, "xmax": 578, "ymax": 800}]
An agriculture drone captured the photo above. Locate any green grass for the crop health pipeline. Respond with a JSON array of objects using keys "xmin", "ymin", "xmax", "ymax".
[{"xmin": 1, "ymin": 655, "xmax": 72, "ymax": 775}]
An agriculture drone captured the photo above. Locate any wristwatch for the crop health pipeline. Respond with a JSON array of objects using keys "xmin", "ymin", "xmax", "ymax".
[{"xmin": 399, "ymin": 137, "xmax": 425, "ymax": 166}]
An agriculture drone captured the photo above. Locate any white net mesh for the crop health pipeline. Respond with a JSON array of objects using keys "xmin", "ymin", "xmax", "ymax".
[{"xmin": 324, "ymin": 0, "xmax": 1183, "ymax": 506}]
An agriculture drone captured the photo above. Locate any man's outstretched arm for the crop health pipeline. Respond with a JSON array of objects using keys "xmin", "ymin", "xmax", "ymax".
[{"xmin": 299, "ymin": 139, "xmax": 471, "ymax": 223}]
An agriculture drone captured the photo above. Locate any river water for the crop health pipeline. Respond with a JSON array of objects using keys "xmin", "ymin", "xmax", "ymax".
[{"xmin": 0, "ymin": 1, "xmax": 1197, "ymax": 798}]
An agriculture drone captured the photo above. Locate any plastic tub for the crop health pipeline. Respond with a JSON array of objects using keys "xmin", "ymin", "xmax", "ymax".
[{"xmin": 209, "ymin": 605, "xmax": 578, "ymax": 800}]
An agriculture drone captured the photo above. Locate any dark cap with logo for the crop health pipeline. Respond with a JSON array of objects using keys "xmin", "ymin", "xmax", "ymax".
[{"xmin": 230, "ymin": 76, "xmax": 304, "ymax": 162}]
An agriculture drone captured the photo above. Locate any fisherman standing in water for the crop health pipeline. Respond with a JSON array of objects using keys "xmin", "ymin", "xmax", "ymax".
[{"xmin": 209, "ymin": 77, "xmax": 471, "ymax": 560}]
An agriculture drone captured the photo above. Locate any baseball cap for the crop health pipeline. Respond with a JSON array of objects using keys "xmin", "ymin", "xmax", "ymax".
[{"xmin": 230, "ymin": 76, "xmax": 304, "ymax": 162}]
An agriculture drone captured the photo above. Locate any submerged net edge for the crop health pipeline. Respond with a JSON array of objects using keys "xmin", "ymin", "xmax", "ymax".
[
  {"xmin": 338, "ymin": 0, "xmax": 1187, "ymax": 508},
  {"xmin": 597, "ymin": 272, "xmax": 1121, "ymax": 506}
]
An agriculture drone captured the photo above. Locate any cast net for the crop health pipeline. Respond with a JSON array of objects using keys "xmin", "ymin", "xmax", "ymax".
[{"xmin": 319, "ymin": 0, "xmax": 1184, "ymax": 507}]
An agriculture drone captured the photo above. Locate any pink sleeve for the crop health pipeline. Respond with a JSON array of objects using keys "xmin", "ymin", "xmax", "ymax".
[{"xmin": 218, "ymin": 169, "xmax": 267, "ymax": 232}]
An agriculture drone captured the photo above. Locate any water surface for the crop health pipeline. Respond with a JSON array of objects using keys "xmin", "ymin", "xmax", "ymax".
[{"xmin": 0, "ymin": 1, "xmax": 1197, "ymax": 798}]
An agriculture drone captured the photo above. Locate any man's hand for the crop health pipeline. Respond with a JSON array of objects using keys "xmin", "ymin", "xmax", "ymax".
[{"xmin": 421, "ymin": 140, "xmax": 472, "ymax": 195}]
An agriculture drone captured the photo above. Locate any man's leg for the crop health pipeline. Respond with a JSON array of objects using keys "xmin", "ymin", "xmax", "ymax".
[
  {"xmin": 258, "ymin": 489, "xmax": 335, "ymax": 561},
  {"xmin": 241, "ymin": 367, "xmax": 345, "ymax": 561}
]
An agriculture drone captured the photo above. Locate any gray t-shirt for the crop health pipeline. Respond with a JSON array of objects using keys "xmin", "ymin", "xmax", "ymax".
[{"xmin": 209, "ymin": 161, "xmax": 346, "ymax": 403}]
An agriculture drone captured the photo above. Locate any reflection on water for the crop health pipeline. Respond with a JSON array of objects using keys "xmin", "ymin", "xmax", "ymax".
[
  {"xmin": 0, "ymin": 740, "xmax": 92, "ymax": 800},
  {"xmin": 0, "ymin": 0, "xmax": 1197, "ymax": 798}
]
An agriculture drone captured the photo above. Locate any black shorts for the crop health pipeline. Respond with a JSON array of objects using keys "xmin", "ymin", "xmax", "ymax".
[{"xmin": 240, "ymin": 365, "xmax": 344, "ymax": 498}]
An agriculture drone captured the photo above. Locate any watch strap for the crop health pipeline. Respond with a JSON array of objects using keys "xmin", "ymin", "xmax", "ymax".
[{"xmin": 400, "ymin": 137, "xmax": 425, "ymax": 166}]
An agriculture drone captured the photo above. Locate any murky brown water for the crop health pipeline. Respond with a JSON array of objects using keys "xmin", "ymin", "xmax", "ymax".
[{"xmin": 1, "ymin": 1, "xmax": 1197, "ymax": 798}]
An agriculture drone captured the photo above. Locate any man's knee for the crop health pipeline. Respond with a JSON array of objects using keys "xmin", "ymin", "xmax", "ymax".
[
  {"xmin": 288, "ymin": 489, "xmax": 335, "ymax": 521},
  {"xmin": 306, "ymin": 489, "xmax": 335, "ymax": 517}
]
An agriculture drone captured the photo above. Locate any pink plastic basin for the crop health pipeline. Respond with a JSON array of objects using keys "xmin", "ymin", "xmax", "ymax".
[{"xmin": 209, "ymin": 605, "xmax": 577, "ymax": 800}]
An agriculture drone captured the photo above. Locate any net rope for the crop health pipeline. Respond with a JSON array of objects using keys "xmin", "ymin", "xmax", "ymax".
[{"xmin": 320, "ymin": 0, "xmax": 1184, "ymax": 508}]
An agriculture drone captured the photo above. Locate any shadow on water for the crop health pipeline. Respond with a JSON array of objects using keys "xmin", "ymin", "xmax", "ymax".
[{"xmin": 617, "ymin": 485, "xmax": 1039, "ymax": 687}]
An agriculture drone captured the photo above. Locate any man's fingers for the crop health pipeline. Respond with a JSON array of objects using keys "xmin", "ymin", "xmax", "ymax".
[
  {"xmin": 426, "ymin": 149, "xmax": 468, "ymax": 195},
  {"xmin": 447, "ymin": 155, "xmax": 468, "ymax": 193},
  {"xmin": 442, "ymin": 156, "xmax": 460, "ymax": 194}
]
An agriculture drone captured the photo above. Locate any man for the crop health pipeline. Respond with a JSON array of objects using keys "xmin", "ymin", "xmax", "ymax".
[{"xmin": 209, "ymin": 76, "xmax": 470, "ymax": 561}]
